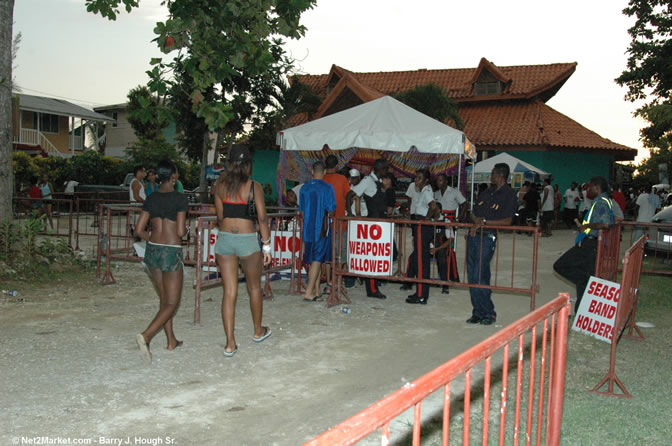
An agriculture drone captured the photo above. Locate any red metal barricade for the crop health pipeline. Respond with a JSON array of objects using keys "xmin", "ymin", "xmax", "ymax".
[
  {"xmin": 11, "ymin": 197, "xmax": 74, "ymax": 248},
  {"xmin": 619, "ymin": 221, "xmax": 672, "ymax": 275},
  {"xmin": 329, "ymin": 216, "xmax": 541, "ymax": 310},
  {"xmin": 594, "ymin": 225, "xmax": 622, "ymax": 282},
  {"xmin": 305, "ymin": 294, "xmax": 571, "ymax": 445},
  {"xmin": 591, "ymin": 236, "xmax": 646, "ymax": 398}
]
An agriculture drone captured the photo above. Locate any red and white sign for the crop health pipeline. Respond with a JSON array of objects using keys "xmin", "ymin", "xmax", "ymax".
[
  {"xmin": 347, "ymin": 220, "xmax": 394, "ymax": 276},
  {"xmin": 572, "ymin": 276, "xmax": 621, "ymax": 344},
  {"xmin": 202, "ymin": 229, "xmax": 301, "ymax": 269}
]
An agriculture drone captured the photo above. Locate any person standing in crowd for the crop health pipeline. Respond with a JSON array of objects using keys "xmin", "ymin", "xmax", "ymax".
[
  {"xmin": 553, "ymin": 177, "xmax": 614, "ymax": 312},
  {"xmin": 381, "ymin": 173, "xmax": 397, "ymax": 217},
  {"xmin": 553, "ymin": 184, "xmax": 562, "ymax": 229},
  {"xmin": 633, "ymin": 185, "xmax": 661, "ymax": 242},
  {"xmin": 405, "ymin": 202, "xmax": 445, "ymax": 304},
  {"xmin": 540, "ymin": 177, "xmax": 554, "ymax": 236},
  {"xmin": 285, "ymin": 183, "xmax": 302, "ymax": 208},
  {"xmin": 28, "ymin": 177, "xmax": 45, "ymax": 218},
  {"xmin": 129, "ymin": 166, "xmax": 147, "ymax": 203},
  {"xmin": 323, "ymin": 155, "xmax": 351, "ymax": 268},
  {"xmin": 516, "ymin": 182, "xmax": 530, "ymax": 227},
  {"xmin": 63, "ymin": 178, "xmax": 79, "ymax": 196},
  {"xmin": 39, "ymin": 174, "xmax": 55, "ymax": 229},
  {"xmin": 214, "ymin": 146, "xmax": 272, "ymax": 357},
  {"xmin": 348, "ymin": 159, "xmax": 389, "ymax": 299},
  {"xmin": 402, "ymin": 168, "xmax": 438, "ymax": 302},
  {"xmin": 347, "ymin": 169, "xmax": 368, "ymax": 217},
  {"xmin": 612, "ymin": 184, "xmax": 626, "ymax": 216},
  {"xmin": 429, "ymin": 202, "xmax": 458, "ymax": 295},
  {"xmin": 579, "ymin": 183, "xmax": 592, "ymax": 220},
  {"xmin": 466, "ymin": 163, "xmax": 517, "ymax": 325},
  {"xmin": 145, "ymin": 169, "xmax": 159, "ymax": 197},
  {"xmin": 134, "ymin": 160, "xmax": 189, "ymax": 363},
  {"xmin": 299, "ymin": 161, "xmax": 336, "ymax": 302},
  {"xmin": 523, "ymin": 183, "xmax": 540, "ymax": 233},
  {"xmin": 434, "ymin": 173, "xmax": 467, "ymax": 222},
  {"xmin": 563, "ymin": 182, "xmax": 580, "ymax": 228}
]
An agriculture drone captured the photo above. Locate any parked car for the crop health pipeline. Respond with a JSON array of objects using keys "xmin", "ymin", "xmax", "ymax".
[
  {"xmin": 75, "ymin": 173, "xmax": 134, "ymax": 200},
  {"xmin": 646, "ymin": 205, "xmax": 672, "ymax": 254}
]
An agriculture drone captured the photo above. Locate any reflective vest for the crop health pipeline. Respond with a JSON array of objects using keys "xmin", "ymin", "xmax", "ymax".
[{"xmin": 576, "ymin": 196, "xmax": 613, "ymax": 244}]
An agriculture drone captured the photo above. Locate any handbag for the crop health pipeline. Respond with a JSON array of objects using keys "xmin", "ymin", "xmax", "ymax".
[{"xmin": 247, "ymin": 181, "xmax": 257, "ymax": 218}]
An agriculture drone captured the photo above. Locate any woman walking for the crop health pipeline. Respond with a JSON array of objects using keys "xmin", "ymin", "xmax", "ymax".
[
  {"xmin": 214, "ymin": 146, "xmax": 272, "ymax": 357},
  {"xmin": 135, "ymin": 161, "xmax": 189, "ymax": 363},
  {"xmin": 39, "ymin": 174, "xmax": 55, "ymax": 229}
]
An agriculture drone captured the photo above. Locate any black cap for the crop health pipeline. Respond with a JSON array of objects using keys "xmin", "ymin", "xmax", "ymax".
[{"xmin": 229, "ymin": 145, "xmax": 251, "ymax": 162}]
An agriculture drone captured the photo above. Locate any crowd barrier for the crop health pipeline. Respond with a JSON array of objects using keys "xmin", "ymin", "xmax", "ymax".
[
  {"xmin": 192, "ymin": 211, "xmax": 302, "ymax": 324},
  {"xmin": 591, "ymin": 236, "xmax": 646, "ymax": 399},
  {"xmin": 12, "ymin": 197, "xmax": 74, "ymax": 247},
  {"xmin": 305, "ymin": 293, "xmax": 571, "ymax": 445},
  {"xmin": 594, "ymin": 225, "xmax": 622, "ymax": 282},
  {"xmin": 328, "ymin": 216, "xmax": 541, "ymax": 310},
  {"xmin": 619, "ymin": 221, "xmax": 672, "ymax": 275}
]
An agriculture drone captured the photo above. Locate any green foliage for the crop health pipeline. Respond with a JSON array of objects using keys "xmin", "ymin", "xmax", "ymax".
[
  {"xmin": 0, "ymin": 216, "xmax": 91, "ymax": 280},
  {"xmin": 395, "ymin": 83, "xmax": 464, "ymax": 130},
  {"xmin": 617, "ymin": 1, "xmax": 672, "ymax": 148},
  {"xmin": 126, "ymin": 85, "xmax": 171, "ymax": 141},
  {"xmin": 84, "ymin": 0, "xmax": 138, "ymax": 20},
  {"xmin": 12, "ymin": 152, "xmax": 39, "ymax": 192},
  {"xmin": 68, "ymin": 151, "xmax": 125, "ymax": 185},
  {"xmin": 632, "ymin": 147, "xmax": 672, "ymax": 189}
]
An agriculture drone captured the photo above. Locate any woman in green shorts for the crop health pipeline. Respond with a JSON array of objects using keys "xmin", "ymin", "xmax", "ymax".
[
  {"xmin": 214, "ymin": 146, "xmax": 272, "ymax": 357},
  {"xmin": 134, "ymin": 160, "xmax": 189, "ymax": 363}
]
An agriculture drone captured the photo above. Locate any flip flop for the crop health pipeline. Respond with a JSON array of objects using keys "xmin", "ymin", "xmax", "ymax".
[
  {"xmin": 303, "ymin": 296, "xmax": 323, "ymax": 302},
  {"xmin": 223, "ymin": 345, "xmax": 238, "ymax": 357},
  {"xmin": 252, "ymin": 326, "xmax": 272, "ymax": 343},
  {"xmin": 136, "ymin": 333, "xmax": 152, "ymax": 363}
]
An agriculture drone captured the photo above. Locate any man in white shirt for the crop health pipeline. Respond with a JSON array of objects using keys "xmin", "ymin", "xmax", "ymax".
[
  {"xmin": 434, "ymin": 174, "xmax": 467, "ymax": 222},
  {"xmin": 347, "ymin": 170, "xmax": 368, "ymax": 217},
  {"xmin": 633, "ymin": 185, "xmax": 660, "ymax": 243},
  {"xmin": 579, "ymin": 185, "xmax": 593, "ymax": 220},
  {"xmin": 129, "ymin": 166, "xmax": 147, "ymax": 203},
  {"xmin": 541, "ymin": 178, "xmax": 554, "ymax": 236},
  {"xmin": 563, "ymin": 182, "xmax": 580, "ymax": 228},
  {"xmin": 64, "ymin": 179, "xmax": 79, "ymax": 195}
]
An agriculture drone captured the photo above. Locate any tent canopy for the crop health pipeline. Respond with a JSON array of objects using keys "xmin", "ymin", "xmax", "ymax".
[
  {"xmin": 277, "ymin": 96, "xmax": 475, "ymax": 158},
  {"xmin": 470, "ymin": 152, "xmax": 549, "ymax": 176}
]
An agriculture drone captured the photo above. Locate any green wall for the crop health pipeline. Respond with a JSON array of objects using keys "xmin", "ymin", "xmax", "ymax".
[
  {"xmin": 502, "ymin": 151, "xmax": 614, "ymax": 209},
  {"xmin": 251, "ymin": 149, "xmax": 280, "ymax": 201}
]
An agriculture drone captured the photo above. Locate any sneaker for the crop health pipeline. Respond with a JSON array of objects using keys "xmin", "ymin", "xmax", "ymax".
[
  {"xmin": 441, "ymin": 286, "xmax": 450, "ymax": 294},
  {"xmin": 479, "ymin": 318, "xmax": 496, "ymax": 326},
  {"xmin": 466, "ymin": 315, "xmax": 481, "ymax": 324}
]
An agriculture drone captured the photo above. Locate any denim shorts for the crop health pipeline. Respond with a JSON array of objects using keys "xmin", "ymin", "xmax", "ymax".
[
  {"xmin": 144, "ymin": 242, "xmax": 184, "ymax": 272},
  {"xmin": 215, "ymin": 232, "xmax": 260, "ymax": 257}
]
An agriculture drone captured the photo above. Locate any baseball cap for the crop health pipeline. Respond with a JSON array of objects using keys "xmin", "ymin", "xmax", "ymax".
[{"xmin": 229, "ymin": 145, "xmax": 251, "ymax": 162}]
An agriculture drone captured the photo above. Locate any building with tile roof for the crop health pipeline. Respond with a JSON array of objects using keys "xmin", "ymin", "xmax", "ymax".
[{"xmin": 292, "ymin": 58, "xmax": 637, "ymax": 196}]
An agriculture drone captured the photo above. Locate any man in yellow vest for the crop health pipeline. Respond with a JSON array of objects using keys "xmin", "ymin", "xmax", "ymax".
[{"xmin": 553, "ymin": 176, "xmax": 615, "ymax": 312}]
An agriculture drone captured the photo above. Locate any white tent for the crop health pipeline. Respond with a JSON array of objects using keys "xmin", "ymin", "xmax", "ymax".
[
  {"xmin": 276, "ymin": 96, "xmax": 475, "ymax": 158},
  {"xmin": 470, "ymin": 152, "xmax": 549, "ymax": 178}
]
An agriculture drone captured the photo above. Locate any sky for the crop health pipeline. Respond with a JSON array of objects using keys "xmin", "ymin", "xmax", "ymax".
[{"xmin": 13, "ymin": 0, "xmax": 649, "ymax": 163}]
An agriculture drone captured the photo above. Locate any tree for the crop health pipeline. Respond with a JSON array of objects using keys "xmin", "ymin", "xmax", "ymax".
[
  {"xmin": 616, "ymin": 0, "xmax": 672, "ymax": 182},
  {"xmin": 0, "ymin": 0, "xmax": 15, "ymax": 222},
  {"xmin": 86, "ymin": 0, "xmax": 316, "ymax": 193},
  {"xmin": 395, "ymin": 83, "xmax": 464, "ymax": 130}
]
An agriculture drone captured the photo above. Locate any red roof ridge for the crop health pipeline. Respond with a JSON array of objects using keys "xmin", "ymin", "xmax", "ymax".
[{"xmin": 469, "ymin": 57, "xmax": 511, "ymax": 85}]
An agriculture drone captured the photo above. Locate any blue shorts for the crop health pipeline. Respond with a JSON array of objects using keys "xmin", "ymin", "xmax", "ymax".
[
  {"xmin": 304, "ymin": 235, "xmax": 332, "ymax": 264},
  {"xmin": 215, "ymin": 232, "xmax": 260, "ymax": 257}
]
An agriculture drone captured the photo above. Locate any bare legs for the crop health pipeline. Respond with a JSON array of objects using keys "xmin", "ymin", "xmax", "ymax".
[
  {"xmin": 303, "ymin": 261, "xmax": 322, "ymax": 300},
  {"xmin": 141, "ymin": 268, "xmax": 184, "ymax": 352},
  {"xmin": 217, "ymin": 251, "xmax": 265, "ymax": 354}
]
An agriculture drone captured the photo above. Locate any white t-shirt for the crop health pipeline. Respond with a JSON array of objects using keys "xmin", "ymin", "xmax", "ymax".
[
  {"xmin": 351, "ymin": 173, "xmax": 380, "ymax": 198},
  {"xmin": 129, "ymin": 178, "xmax": 147, "ymax": 202},
  {"xmin": 563, "ymin": 188, "xmax": 579, "ymax": 210},
  {"xmin": 580, "ymin": 190, "xmax": 593, "ymax": 213},
  {"xmin": 541, "ymin": 185, "xmax": 554, "ymax": 212},
  {"xmin": 406, "ymin": 183, "xmax": 434, "ymax": 216},
  {"xmin": 351, "ymin": 197, "xmax": 368, "ymax": 217},
  {"xmin": 64, "ymin": 180, "xmax": 79, "ymax": 195},
  {"xmin": 434, "ymin": 187, "xmax": 466, "ymax": 212},
  {"xmin": 636, "ymin": 193, "xmax": 657, "ymax": 222}
]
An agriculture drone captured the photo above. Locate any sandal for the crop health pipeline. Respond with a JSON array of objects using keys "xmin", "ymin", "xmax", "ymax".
[{"xmin": 252, "ymin": 326, "xmax": 272, "ymax": 343}]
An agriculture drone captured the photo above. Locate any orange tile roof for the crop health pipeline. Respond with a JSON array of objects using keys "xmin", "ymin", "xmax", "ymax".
[
  {"xmin": 461, "ymin": 102, "xmax": 637, "ymax": 160},
  {"xmin": 297, "ymin": 59, "xmax": 577, "ymax": 103}
]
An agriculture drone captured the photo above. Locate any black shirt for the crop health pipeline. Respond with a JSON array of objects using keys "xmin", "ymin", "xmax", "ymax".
[
  {"xmin": 142, "ymin": 191, "xmax": 189, "ymax": 221},
  {"xmin": 385, "ymin": 189, "xmax": 396, "ymax": 209},
  {"xmin": 523, "ymin": 190, "xmax": 540, "ymax": 213},
  {"xmin": 473, "ymin": 184, "xmax": 517, "ymax": 221}
]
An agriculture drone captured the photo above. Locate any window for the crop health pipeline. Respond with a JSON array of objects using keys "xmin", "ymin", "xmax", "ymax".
[
  {"xmin": 474, "ymin": 81, "xmax": 502, "ymax": 96},
  {"xmin": 32, "ymin": 113, "xmax": 60, "ymax": 134},
  {"xmin": 112, "ymin": 112, "xmax": 118, "ymax": 128}
]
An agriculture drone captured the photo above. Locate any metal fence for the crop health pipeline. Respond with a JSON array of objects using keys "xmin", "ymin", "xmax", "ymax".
[{"xmin": 305, "ymin": 293, "xmax": 571, "ymax": 445}]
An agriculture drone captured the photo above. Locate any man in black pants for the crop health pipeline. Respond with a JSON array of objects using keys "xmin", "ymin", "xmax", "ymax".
[
  {"xmin": 348, "ymin": 159, "xmax": 389, "ymax": 299},
  {"xmin": 553, "ymin": 176, "xmax": 615, "ymax": 312}
]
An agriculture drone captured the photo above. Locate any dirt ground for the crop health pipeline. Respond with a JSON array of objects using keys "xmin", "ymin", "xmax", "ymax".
[{"xmin": 0, "ymin": 228, "xmax": 650, "ymax": 445}]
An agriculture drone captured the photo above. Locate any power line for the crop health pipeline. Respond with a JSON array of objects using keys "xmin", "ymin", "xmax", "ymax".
[{"xmin": 16, "ymin": 86, "xmax": 111, "ymax": 107}]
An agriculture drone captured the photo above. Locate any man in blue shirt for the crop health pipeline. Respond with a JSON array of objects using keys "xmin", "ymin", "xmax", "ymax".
[
  {"xmin": 300, "ymin": 161, "xmax": 336, "ymax": 302},
  {"xmin": 466, "ymin": 163, "xmax": 517, "ymax": 325},
  {"xmin": 553, "ymin": 176, "xmax": 615, "ymax": 312}
]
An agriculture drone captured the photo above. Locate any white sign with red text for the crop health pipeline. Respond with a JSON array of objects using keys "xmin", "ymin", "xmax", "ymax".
[
  {"xmin": 347, "ymin": 220, "xmax": 394, "ymax": 276},
  {"xmin": 202, "ymin": 229, "xmax": 301, "ymax": 271},
  {"xmin": 572, "ymin": 276, "xmax": 621, "ymax": 344}
]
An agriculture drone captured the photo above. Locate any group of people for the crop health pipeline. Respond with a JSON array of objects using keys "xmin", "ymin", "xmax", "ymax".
[
  {"xmin": 128, "ymin": 165, "xmax": 186, "ymax": 204},
  {"xmin": 25, "ymin": 174, "xmax": 56, "ymax": 229}
]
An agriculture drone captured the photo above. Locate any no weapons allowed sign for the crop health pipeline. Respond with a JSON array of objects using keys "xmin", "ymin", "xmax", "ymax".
[{"xmin": 347, "ymin": 220, "xmax": 394, "ymax": 277}]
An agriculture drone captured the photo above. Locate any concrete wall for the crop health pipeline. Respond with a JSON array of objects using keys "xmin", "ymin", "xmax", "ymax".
[{"xmin": 503, "ymin": 150, "xmax": 614, "ymax": 209}]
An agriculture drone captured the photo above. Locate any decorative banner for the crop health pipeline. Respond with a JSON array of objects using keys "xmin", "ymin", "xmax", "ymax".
[
  {"xmin": 347, "ymin": 220, "xmax": 394, "ymax": 276},
  {"xmin": 203, "ymin": 229, "xmax": 301, "ymax": 270},
  {"xmin": 572, "ymin": 276, "xmax": 621, "ymax": 344}
]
